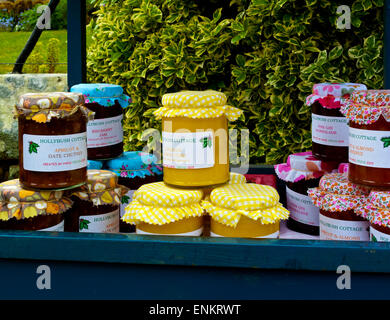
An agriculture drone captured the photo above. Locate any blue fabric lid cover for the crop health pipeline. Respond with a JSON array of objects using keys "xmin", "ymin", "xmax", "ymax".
[
  {"xmin": 70, "ymin": 83, "xmax": 131, "ymax": 108},
  {"xmin": 106, "ymin": 151, "xmax": 162, "ymax": 178},
  {"xmin": 87, "ymin": 160, "xmax": 104, "ymax": 170}
]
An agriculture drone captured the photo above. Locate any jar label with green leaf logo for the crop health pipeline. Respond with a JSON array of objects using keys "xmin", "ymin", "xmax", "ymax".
[
  {"xmin": 23, "ymin": 133, "xmax": 87, "ymax": 172},
  {"xmin": 79, "ymin": 209, "xmax": 119, "ymax": 233},
  {"xmin": 162, "ymin": 131, "xmax": 215, "ymax": 169},
  {"xmin": 319, "ymin": 214, "xmax": 369, "ymax": 241},
  {"xmin": 349, "ymin": 128, "xmax": 390, "ymax": 169},
  {"xmin": 370, "ymin": 226, "xmax": 390, "ymax": 242}
]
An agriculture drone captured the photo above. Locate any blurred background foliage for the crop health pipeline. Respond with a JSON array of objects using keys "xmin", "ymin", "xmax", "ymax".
[{"xmin": 87, "ymin": 0, "xmax": 384, "ymax": 164}]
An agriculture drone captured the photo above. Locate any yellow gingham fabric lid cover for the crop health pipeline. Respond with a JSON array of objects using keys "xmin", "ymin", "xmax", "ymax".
[
  {"xmin": 154, "ymin": 90, "xmax": 242, "ymax": 121},
  {"xmin": 123, "ymin": 182, "xmax": 204, "ymax": 225},
  {"xmin": 202, "ymin": 184, "xmax": 289, "ymax": 227},
  {"xmin": 228, "ymin": 172, "xmax": 246, "ymax": 184}
]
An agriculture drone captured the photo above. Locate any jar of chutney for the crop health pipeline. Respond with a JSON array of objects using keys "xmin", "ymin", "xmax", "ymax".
[
  {"xmin": 15, "ymin": 92, "xmax": 94, "ymax": 190},
  {"xmin": 106, "ymin": 151, "xmax": 163, "ymax": 233},
  {"xmin": 275, "ymin": 151, "xmax": 338, "ymax": 236},
  {"xmin": 154, "ymin": 90, "xmax": 242, "ymax": 187},
  {"xmin": 306, "ymin": 83, "xmax": 367, "ymax": 163},
  {"xmin": 0, "ymin": 179, "xmax": 72, "ymax": 231},
  {"xmin": 341, "ymin": 90, "xmax": 390, "ymax": 188},
  {"xmin": 64, "ymin": 170, "xmax": 127, "ymax": 233},
  {"xmin": 70, "ymin": 83, "xmax": 131, "ymax": 160}
]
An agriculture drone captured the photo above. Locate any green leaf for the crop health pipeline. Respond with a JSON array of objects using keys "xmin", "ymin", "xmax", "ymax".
[
  {"xmin": 79, "ymin": 219, "xmax": 91, "ymax": 231},
  {"xmin": 381, "ymin": 137, "xmax": 390, "ymax": 148},
  {"xmin": 28, "ymin": 141, "xmax": 39, "ymax": 154},
  {"xmin": 121, "ymin": 195, "xmax": 130, "ymax": 204}
]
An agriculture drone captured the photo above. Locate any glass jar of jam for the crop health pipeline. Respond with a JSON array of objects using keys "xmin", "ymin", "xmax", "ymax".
[
  {"xmin": 341, "ymin": 90, "xmax": 390, "ymax": 188},
  {"xmin": 202, "ymin": 183, "xmax": 289, "ymax": 238},
  {"xmin": 308, "ymin": 173, "xmax": 370, "ymax": 241},
  {"xmin": 306, "ymin": 83, "xmax": 367, "ymax": 163},
  {"xmin": 15, "ymin": 92, "xmax": 94, "ymax": 190},
  {"xmin": 356, "ymin": 190, "xmax": 390, "ymax": 242},
  {"xmin": 106, "ymin": 151, "xmax": 163, "ymax": 233},
  {"xmin": 64, "ymin": 170, "xmax": 127, "ymax": 233},
  {"xmin": 123, "ymin": 182, "xmax": 204, "ymax": 236},
  {"xmin": 274, "ymin": 151, "xmax": 338, "ymax": 236},
  {"xmin": 154, "ymin": 90, "xmax": 242, "ymax": 187},
  {"xmin": 70, "ymin": 83, "xmax": 131, "ymax": 160},
  {"xmin": 0, "ymin": 179, "xmax": 72, "ymax": 231}
]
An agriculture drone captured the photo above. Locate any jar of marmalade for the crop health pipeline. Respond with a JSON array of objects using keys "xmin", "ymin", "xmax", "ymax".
[
  {"xmin": 106, "ymin": 151, "xmax": 163, "ymax": 233},
  {"xmin": 341, "ymin": 90, "xmax": 390, "ymax": 188},
  {"xmin": 154, "ymin": 90, "xmax": 242, "ymax": 187},
  {"xmin": 308, "ymin": 173, "xmax": 370, "ymax": 241},
  {"xmin": 64, "ymin": 170, "xmax": 127, "ymax": 233},
  {"xmin": 306, "ymin": 83, "xmax": 367, "ymax": 163},
  {"xmin": 275, "ymin": 151, "xmax": 338, "ymax": 236},
  {"xmin": 15, "ymin": 92, "xmax": 94, "ymax": 190},
  {"xmin": 0, "ymin": 179, "xmax": 72, "ymax": 231},
  {"xmin": 202, "ymin": 183, "xmax": 289, "ymax": 238},
  {"xmin": 123, "ymin": 182, "xmax": 204, "ymax": 236},
  {"xmin": 70, "ymin": 83, "xmax": 131, "ymax": 160},
  {"xmin": 356, "ymin": 190, "xmax": 390, "ymax": 242}
]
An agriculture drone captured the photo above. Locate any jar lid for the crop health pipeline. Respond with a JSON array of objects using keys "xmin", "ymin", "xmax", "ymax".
[
  {"xmin": 356, "ymin": 191, "xmax": 390, "ymax": 228},
  {"xmin": 306, "ymin": 83, "xmax": 367, "ymax": 109},
  {"xmin": 122, "ymin": 182, "xmax": 204, "ymax": 225},
  {"xmin": 228, "ymin": 172, "xmax": 247, "ymax": 184},
  {"xmin": 341, "ymin": 90, "xmax": 390, "ymax": 124},
  {"xmin": 308, "ymin": 173, "xmax": 369, "ymax": 212},
  {"xmin": 154, "ymin": 90, "xmax": 242, "ymax": 121},
  {"xmin": 274, "ymin": 151, "xmax": 337, "ymax": 182},
  {"xmin": 201, "ymin": 183, "xmax": 289, "ymax": 227},
  {"xmin": 0, "ymin": 179, "xmax": 72, "ymax": 221},
  {"xmin": 15, "ymin": 92, "xmax": 94, "ymax": 123},
  {"xmin": 70, "ymin": 83, "xmax": 132, "ymax": 108},
  {"xmin": 106, "ymin": 151, "xmax": 162, "ymax": 178},
  {"xmin": 87, "ymin": 160, "xmax": 104, "ymax": 170},
  {"xmin": 70, "ymin": 170, "xmax": 128, "ymax": 206}
]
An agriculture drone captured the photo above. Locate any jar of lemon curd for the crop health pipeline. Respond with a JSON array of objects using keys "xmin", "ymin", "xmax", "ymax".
[{"xmin": 154, "ymin": 90, "xmax": 242, "ymax": 188}]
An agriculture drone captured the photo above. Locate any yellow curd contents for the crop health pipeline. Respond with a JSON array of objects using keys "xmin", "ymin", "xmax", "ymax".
[
  {"xmin": 201, "ymin": 183, "xmax": 289, "ymax": 238},
  {"xmin": 154, "ymin": 90, "xmax": 242, "ymax": 187},
  {"xmin": 122, "ymin": 182, "xmax": 205, "ymax": 236}
]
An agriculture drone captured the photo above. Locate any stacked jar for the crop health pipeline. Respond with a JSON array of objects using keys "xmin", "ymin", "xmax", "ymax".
[
  {"xmin": 274, "ymin": 151, "xmax": 338, "ymax": 236},
  {"xmin": 70, "ymin": 83, "xmax": 131, "ymax": 160},
  {"xmin": 0, "ymin": 92, "xmax": 94, "ymax": 232},
  {"xmin": 105, "ymin": 151, "xmax": 163, "ymax": 233}
]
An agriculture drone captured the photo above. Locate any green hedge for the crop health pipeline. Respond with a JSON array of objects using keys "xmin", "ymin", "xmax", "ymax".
[{"xmin": 87, "ymin": 0, "xmax": 384, "ymax": 164}]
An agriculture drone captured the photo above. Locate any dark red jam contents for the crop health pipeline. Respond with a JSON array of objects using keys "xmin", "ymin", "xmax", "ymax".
[
  {"xmin": 320, "ymin": 209, "xmax": 367, "ymax": 221},
  {"xmin": 286, "ymin": 177, "xmax": 321, "ymax": 236},
  {"xmin": 371, "ymin": 223, "xmax": 390, "ymax": 236},
  {"xmin": 349, "ymin": 115, "xmax": 390, "ymax": 188},
  {"xmin": 311, "ymin": 101, "xmax": 348, "ymax": 163},
  {"xmin": 64, "ymin": 197, "xmax": 119, "ymax": 232},
  {"xmin": 85, "ymin": 101, "xmax": 123, "ymax": 160},
  {"xmin": 117, "ymin": 174, "xmax": 158, "ymax": 233},
  {"xmin": 0, "ymin": 213, "xmax": 64, "ymax": 231},
  {"xmin": 18, "ymin": 109, "xmax": 87, "ymax": 190}
]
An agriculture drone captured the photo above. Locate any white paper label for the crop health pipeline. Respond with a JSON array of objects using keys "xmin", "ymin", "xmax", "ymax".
[
  {"xmin": 39, "ymin": 220, "xmax": 64, "ymax": 232},
  {"xmin": 162, "ymin": 131, "xmax": 215, "ymax": 169},
  {"xmin": 210, "ymin": 231, "xmax": 280, "ymax": 238},
  {"xmin": 286, "ymin": 186, "xmax": 320, "ymax": 227},
  {"xmin": 319, "ymin": 214, "xmax": 369, "ymax": 241},
  {"xmin": 311, "ymin": 114, "xmax": 349, "ymax": 147},
  {"xmin": 79, "ymin": 209, "xmax": 119, "ymax": 233},
  {"xmin": 23, "ymin": 132, "xmax": 87, "ymax": 172},
  {"xmin": 120, "ymin": 190, "xmax": 135, "ymax": 218},
  {"xmin": 370, "ymin": 226, "xmax": 390, "ymax": 242},
  {"xmin": 87, "ymin": 115, "xmax": 123, "ymax": 148},
  {"xmin": 349, "ymin": 128, "xmax": 390, "ymax": 168},
  {"xmin": 136, "ymin": 227, "xmax": 203, "ymax": 236}
]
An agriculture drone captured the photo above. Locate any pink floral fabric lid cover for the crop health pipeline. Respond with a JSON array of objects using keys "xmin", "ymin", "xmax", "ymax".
[
  {"xmin": 305, "ymin": 83, "xmax": 367, "ymax": 109},
  {"xmin": 340, "ymin": 90, "xmax": 390, "ymax": 125},
  {"xmin": 308, "ymin": 173, "xmax": 370, "ymax": 213},
  {"xmin": 274, "ymin": 151, "xmax": 337, "ymax": 183},
  {"xmin": 356, "ymin": 190, "xmax": 390, "ymax": 228}
]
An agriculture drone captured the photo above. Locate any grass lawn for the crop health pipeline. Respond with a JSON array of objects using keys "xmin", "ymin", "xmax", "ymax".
[{"xmin": 0, "ymin": 29, "xmax": 92, "ymax": 74}]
